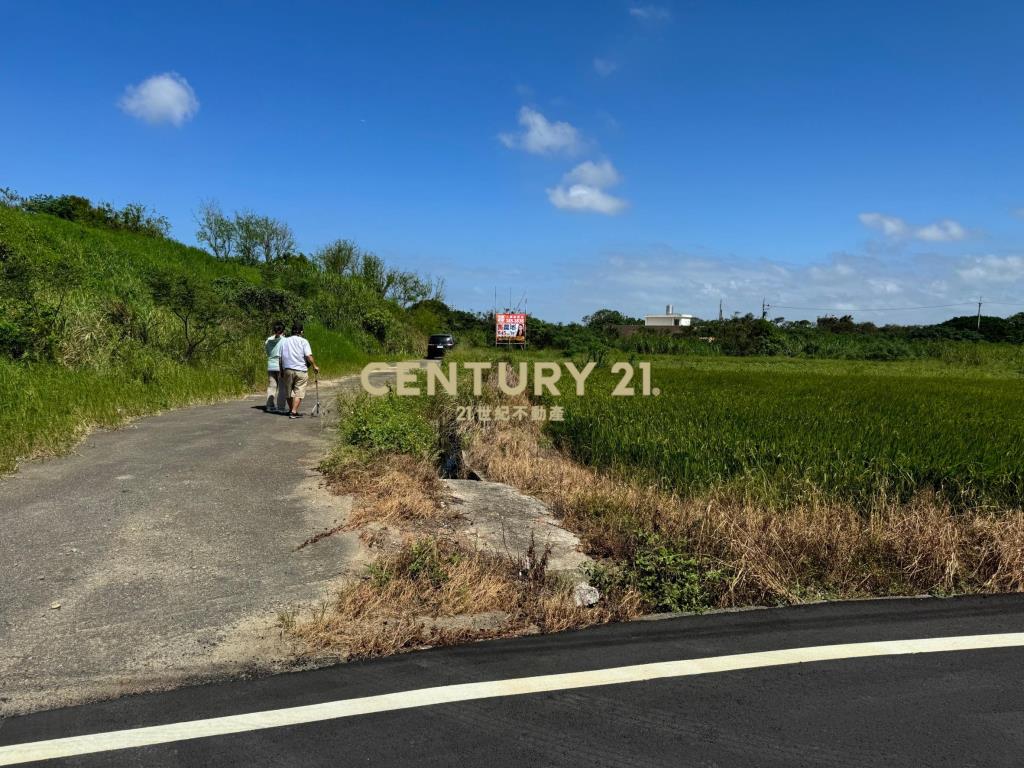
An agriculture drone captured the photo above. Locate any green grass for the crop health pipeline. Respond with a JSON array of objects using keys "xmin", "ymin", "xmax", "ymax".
[
  {"xmin": 338, "ymin": 391, "xmax": 439, "ymax": 460},
  {"xmin": 644, "ymin": 352, "xmax": 1024, "ymax": 380},
  {"xmin": 0, "ymin": 206, "xmax": 384, "ymax": 472},
  {"xmin": 0, "ymin": 322, "xmax": 371, "ymax": 473},
  {"xmin": 0, "ymin": 356, "xmax": 251, "ymax": 472},
  {"xmin": 305, "ymin": 322, "xmax": 370, "ymax": 377},
  {"xmin": 545, "ymin": 357, "xmax": 1024, "ymax": 511},
  {"xmin": 0, "ymin": 201, "xmax": 263, "ymax": 292}
]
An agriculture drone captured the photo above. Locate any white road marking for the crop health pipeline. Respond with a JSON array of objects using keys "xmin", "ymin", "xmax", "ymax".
[{"xmin": 1, "ymin": 632, "xmax": 1022, "ymax": 765}]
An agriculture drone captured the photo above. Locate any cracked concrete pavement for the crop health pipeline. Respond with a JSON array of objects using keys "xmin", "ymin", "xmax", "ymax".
[{"xmin": 0, "ymin": 372, "xmax": 390, "ymax": 716}]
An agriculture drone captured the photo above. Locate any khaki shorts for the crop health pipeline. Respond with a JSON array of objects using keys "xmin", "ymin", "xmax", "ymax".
[{"xmin": 282, "ymin": 368, "xmax": 308, "ymax": 399}]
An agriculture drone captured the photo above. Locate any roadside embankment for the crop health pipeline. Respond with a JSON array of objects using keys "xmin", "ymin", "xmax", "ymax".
[
  {"xmin": 284, "ymin": 384, "xmax": 639, "ymax": 659},
  {"xmin": 284, "ymin": 359, "xmax": 1024, "ymax": 661}
]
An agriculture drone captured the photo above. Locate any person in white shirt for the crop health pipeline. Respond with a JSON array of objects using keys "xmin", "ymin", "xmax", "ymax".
[
  {"xmin": 278, "ymin": 322, "xmax": 320, "ymax": 419},
  {"xmin": 264, "ymin": 322, "xmax": 286, "ymax": 413}
]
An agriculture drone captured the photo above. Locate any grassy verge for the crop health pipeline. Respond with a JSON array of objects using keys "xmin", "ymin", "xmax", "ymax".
[
  {"xmin": 286, "ymin": 387, "xmax": 638, "ymax": 659},
  {"xmin": 0, "ymin": 202, "xmax": 420, "ymax": 473},
  {"xmin": 0, "ymin": 322, "xmax": 368, "ymax": 473},
  {"xmin": 0, "ymin": 357, "xmax": 250, "ymax": 472},
  {"xmin": 288, "ymin": 537, "xmax": 632, "ymax": 659}
]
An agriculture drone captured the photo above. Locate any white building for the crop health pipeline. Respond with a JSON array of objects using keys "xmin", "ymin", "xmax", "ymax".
[{"xmin": 644, "ymin": 304, "xmax": 693, "ymax": 328}]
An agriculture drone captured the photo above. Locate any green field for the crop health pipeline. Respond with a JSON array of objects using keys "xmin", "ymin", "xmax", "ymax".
[{"xmin": 546, "ymin": 357, "xmax": 1024, "ymax": 511}]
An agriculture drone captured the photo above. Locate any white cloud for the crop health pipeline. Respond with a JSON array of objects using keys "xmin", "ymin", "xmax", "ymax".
[
  {"xmin": 548, "ymin": 185, "xmax": 628, "ymax": 215},
  {"xmin": 119, "ymin": 72, "xmax": 199, "ymax": 126},
  {"xmin": 547, "ymin": 160, "xmax": 627, "ymax": 215},
  {"xmin": 956, "ymin": 255, "xmax": 1024, "ymax": 282},
  {"xmin": 563, "ymin": 159, "xmax": 621, "ymax": 187},
  {"xmin": 559, "ymin": 248, "xmax": 1024, "ymax": 324},
  {"xmin": 499, "ymin": 107, "xmax": 581, "ymax": 155},
  {"xmin": 593, "ymin": 58, "xmax": 618, "ymax": 76},
  {"xmin": 915, "ymin": 219, "xmax": 967, "ymax": 242},
  {"xmin": 867, "ymin": 278, "xmax": 903, "ymax": 295},
  {"xmin": 858, "ymin": 212, "xmax": 908, "ymax": 237},
  {"xmin": 1012, "ymin": 207, "xmax": 1024, "ymax": 219},
  {"xmin": 859, "ymin": 212, "xmax": 968, "ymax": 242},
  {"xmin": 629, "ymin": 5, "xmax": 671, "ymax": 21}
]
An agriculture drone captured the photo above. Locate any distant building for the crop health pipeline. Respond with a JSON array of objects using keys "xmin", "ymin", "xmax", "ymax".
[{"xmin": 644, "ymin": 304, "xmax": 693, "ymax": 328}]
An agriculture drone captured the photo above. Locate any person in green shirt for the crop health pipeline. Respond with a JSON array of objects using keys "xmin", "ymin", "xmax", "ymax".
[{"xmin": 264, "ymin": 322, "xmax": 286, "ymax": 413}]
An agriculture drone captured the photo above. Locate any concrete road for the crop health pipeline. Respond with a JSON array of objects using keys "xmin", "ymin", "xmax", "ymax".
[
  {"xmin": 1, "ymin": 595, "xmax": 1023, "ymax": 767},
  {"xmin": 0, "ymin": 372, "xmax": 389, "ymax": 716}
]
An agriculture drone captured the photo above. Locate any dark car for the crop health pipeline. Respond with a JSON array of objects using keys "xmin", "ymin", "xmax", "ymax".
[{"xmin": 426, "ymin": 333, "xmax": 456, "ymax": 359}]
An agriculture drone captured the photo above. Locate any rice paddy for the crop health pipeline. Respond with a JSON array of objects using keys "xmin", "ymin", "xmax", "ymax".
[{"xmin": 546, "ymin": 358, "xmax": 1024, "ymax": 511}]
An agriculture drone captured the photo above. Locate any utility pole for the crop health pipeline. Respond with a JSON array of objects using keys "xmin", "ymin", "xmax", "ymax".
[
  {"xmin": 524, "ymin": 295, "xmax": 528, "ymax": 350},
  {"xmin": 977, "ymin": 296, "xmax": 983, "ymax": 331},
  {"xmin": 718, "ymin": 299, "xmax": 723, "ymax": 321},
  {"xmin": 761, "ymin": 298, "xmax": 767, "ymax": 320}
]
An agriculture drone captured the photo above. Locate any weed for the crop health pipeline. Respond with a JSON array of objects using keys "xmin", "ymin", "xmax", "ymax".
[
  {"xmin": 518, "ymin": 535, "xmax": 551, "ymax": 585},
  {"xmin": 286, "ymin": 537, "xmax": 639, "ymax": 658},
  {"xmin": 320, "ymin": 450, "xmax": 450, "ymax": 528},
  {"xmin": 402, "ymin": 539, "xmax": 459, "ymax": 588},
  {"xmin": 340, "ymin": 393, "xmax": 438, "ymax": 460},
  {"xmin": 590, "ymin": 531, "xmax": 725, "ymax": 613},
  {"xmin": 276, "ymin": 608, "xmax": 299, "ymax": 633}
]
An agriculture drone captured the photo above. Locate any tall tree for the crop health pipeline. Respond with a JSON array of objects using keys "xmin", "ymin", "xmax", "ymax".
[
  {"xmin": 254, "ymin": 216, "xmax": 295, "ymax": 262},
  {"xmin": 386, "ymin": 271, "xmax": 441, "ymax": 307},
  {"xmin": 233, "ymin": 212, "xmax": 261, "ymax": 264},
  {"xmin": 315, "ymin": 239, "xmax": 359, "ymax": 275},
  {"xmin": 195, "ymin": 200, "xmax": 237, "ymax": 259},
  {"xmin": 358, "ymin": 252, "xmax": 391, "ymax": 295},
  {"xmin": 234, "ymin": 212, "xmax": 294, "ymax": 263}
]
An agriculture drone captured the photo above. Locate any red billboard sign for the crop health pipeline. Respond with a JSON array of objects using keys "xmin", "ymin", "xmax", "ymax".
[{"xmin": 496, "ymin": 312, "xmax": 526, "ymax": 343}]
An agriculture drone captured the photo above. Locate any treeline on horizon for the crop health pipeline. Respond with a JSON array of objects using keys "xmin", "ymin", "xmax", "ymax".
[
  {"xmin": 3, "ymin": 189, "xmax": 1023, "ymax": 372},
  {"xmin": 418, "ymin": 302, "xmax": 1024, "ymax": 363}
]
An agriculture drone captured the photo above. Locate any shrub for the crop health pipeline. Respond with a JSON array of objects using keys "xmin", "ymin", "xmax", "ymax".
[
  {"xmin": 362, "ymin": 309, "xmax": 392, "ymax": 343},
  {"xmin": 0, "ymin": 317, "xmax": 31, "ymax": 359},
  {"xmin": 590, "ymin": 530, "xmax": 724, "ymax": 613},
  {"xmin": 20, "ymin": 194, "xmax": 169, "ymax": 237},
  {"xmin": 341, "ymin": 393, "xmax": 438, "ymax": 460}
]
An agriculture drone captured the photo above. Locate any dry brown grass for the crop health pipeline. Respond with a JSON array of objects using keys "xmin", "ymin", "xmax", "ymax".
[
  {"xmin": 290, "ymin": 537, "xmax": 640, "ymax": 659},
  {"xmin": 291, "ymin": 410, "xmax": 641, "ymax": 659},
  {"xmin": 463, "ymin": 413, "xmax": 1024, "ymax": 606},
  {"xmin": 323, "ymin": 452, "xmax": 455, "ymax": 530}
]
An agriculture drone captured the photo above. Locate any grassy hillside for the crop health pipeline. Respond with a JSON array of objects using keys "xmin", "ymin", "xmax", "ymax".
[{"xmin": 0, "ymin": 203, "xmax": 416, "ymax": 471}]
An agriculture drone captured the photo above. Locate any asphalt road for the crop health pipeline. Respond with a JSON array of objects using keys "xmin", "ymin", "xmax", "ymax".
[
  {"xmin": 2, "ymin": 595, "xmax": 1023, "ymax": 767},
  {"xmin": 0, "ymin": 371, "xmax": 395, "ymax": 716}
]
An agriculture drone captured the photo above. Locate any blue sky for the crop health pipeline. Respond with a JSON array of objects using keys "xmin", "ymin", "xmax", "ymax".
[{"xmin": 3, "ymin": 0, "xmax": 1024, "ymax": 323}]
